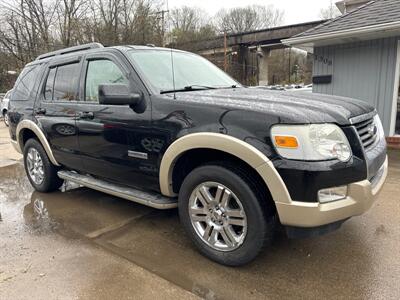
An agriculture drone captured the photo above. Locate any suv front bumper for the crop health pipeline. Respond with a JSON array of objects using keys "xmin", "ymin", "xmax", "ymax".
[{"xmin": 275, "ymin": 156, "xmax": 388, "ymax": 228}]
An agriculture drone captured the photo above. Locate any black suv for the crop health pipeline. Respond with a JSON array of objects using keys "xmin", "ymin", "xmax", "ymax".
[{"xmin": 8, "ymin": 43, "xmax": 387, "ymax": 266}]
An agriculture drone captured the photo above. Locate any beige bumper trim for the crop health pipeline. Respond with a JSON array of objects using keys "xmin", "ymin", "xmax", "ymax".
[{"xmin": 276, "ymin": 156, "xmax": 388, "ymax": 227}]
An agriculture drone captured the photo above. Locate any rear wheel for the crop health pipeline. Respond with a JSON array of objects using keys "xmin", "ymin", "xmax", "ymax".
[
  {"xmin": 3, "ymin": 111, "xmax": 9, "ymax": 126},
  {"xmin": 23, "ymin": 139, "xmax": 63, "ymax": 192},
  {"xmin": 178, "ymin": 163, "xmax": 276, "ymax": 266}
]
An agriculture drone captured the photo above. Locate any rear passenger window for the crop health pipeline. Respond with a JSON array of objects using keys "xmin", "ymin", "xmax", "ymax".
[
  {"xmin": 53, "ymin": 63, "xmax": 80, "ymax": 101},
  {"xmin": 12, "ymin": 65, "xmax": 40, "ymax": 100}
]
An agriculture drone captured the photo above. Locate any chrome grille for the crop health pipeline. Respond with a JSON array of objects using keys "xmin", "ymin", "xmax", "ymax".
[{"xmin": 354, "ymin": 117, "xmax": 378, "ymax": 150}]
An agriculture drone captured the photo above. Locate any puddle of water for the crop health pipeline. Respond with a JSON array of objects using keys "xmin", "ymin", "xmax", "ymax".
[
  {"xmin": 0, "ymin": 163, "xmax": 87, "ymax": 236},
  {"xmin": 0, "ymin": 163, "xmax": 151, "ymax": 239},
  {"xmin": 0, "ymin": 163, "xmax": 36, "ymax": 235},
  {"xmin": 24, "ymin": 197, "xmax": 61, "ymax": 234}
]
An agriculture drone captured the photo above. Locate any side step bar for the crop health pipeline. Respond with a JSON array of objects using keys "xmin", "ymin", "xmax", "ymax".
[{"xmin": 57, "ymin": 170, "xmax": 178, "ymax": 209}]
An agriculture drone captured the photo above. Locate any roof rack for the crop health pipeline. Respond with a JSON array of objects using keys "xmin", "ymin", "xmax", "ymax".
[{"xmin": 36, "ymin": 43, "xmax": 104, "ymax": 61}]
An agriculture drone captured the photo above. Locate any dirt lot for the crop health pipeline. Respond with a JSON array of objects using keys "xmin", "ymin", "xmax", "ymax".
[{"xmin": 0, "ymin": 122, "xmax": 399, "ymax": 299}]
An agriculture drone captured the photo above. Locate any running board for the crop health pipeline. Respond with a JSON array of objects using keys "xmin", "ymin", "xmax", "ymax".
[{"xmin": 57, "ymin": 170, "xmax": 177, "ymax": 209}]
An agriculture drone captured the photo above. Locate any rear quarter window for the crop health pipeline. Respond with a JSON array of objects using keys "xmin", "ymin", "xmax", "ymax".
[{"xmin": 12, "ymin": 65, "xmax": 41, "ymax": 101}]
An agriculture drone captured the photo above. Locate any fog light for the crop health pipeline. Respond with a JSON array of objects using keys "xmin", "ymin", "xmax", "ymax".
[{"xmin": 318, "ymin": 186, "xmax": 348, "ymax": 203}]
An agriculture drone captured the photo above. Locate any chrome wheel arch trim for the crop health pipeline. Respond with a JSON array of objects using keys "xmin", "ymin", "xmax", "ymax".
[
  {"xmin": 16, "ymin": 119, "xmax": 61, "ymax": 166},
  {"xmin": 159, "ymin": 132, "xmax": 292, "ymax": 204}
]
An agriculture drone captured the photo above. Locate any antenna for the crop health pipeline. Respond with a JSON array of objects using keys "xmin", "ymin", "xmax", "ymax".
[
  {"xmin": 170, "ymin": 49, "xmax": 176, "ymax": 100},
  {"xmin": 166, "ymin": 0, "xmax": 176, "ymax": 99}
]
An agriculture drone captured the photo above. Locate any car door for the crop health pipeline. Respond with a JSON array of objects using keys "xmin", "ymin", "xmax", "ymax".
[
  {"xmin": 34, "ymin": 57, "xmax": 83, "ymax": 170},
  {"xmin": 76, "ymin": 51, "xmax": 158, "ymax": 191}
]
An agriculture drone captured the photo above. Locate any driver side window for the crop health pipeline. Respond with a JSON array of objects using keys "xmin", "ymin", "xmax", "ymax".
[{"xmin": 85, "ymin": 59, "xmax": 128, "ymax": 102}]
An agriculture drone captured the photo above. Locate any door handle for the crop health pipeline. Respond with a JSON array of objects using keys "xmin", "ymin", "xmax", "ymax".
[
  {"xmin": 78, "ymin": 111, "xmax": 94, "ymax": 119},
  {"xmin": 34, "ymin": 108, "xmax": 46, "ymax": 115}
]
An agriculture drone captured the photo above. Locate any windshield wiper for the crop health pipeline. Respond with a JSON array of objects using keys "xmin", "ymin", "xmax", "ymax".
[
  {"xmin": 185, "ymin": 85, "xmax": 217, "ymax": 90},
  {"xmin": 160, "ymin": 85, "xmax": 216, "ymax": 94}
]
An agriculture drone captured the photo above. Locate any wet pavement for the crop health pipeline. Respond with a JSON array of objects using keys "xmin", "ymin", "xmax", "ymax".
[
  {"xmin": 0, "ymin": 144, "xmax": 399, "ymax": 299},
  {"xmin": 0, "ymin": 123, "xmax": 21, "ymax": 167}
]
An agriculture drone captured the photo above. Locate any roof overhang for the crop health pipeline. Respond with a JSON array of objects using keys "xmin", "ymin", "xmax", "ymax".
[{"xmin": 282, "ymin": 21, "xmax": 400, "ymax": 53}]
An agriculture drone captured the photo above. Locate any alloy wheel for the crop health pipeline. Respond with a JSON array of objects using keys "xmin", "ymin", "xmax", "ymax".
[
  {"xmin": 26, "ymin": 148, "xmax": 45, "ymax": 185},
  {"xmin": 188, "ymin": 181, "xmax": 247, "ymax": 251}
]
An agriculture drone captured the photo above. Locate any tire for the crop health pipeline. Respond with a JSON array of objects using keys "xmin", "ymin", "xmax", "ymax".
[
  {"xmin": 178, "ymin": 163, "xmax": 276, "ymax": 266},
  {"xmin": 4, "ymin": 112, "xmax": 9, "ymax": 127},
  {"xmin": 23, "ymin": 138, "xmax": 63, "ymax": 192}
]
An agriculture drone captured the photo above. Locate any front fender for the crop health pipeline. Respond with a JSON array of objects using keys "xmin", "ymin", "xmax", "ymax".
[{"xmin": 159, "ymin": 132, "xmax": 292, "ymax": 205}]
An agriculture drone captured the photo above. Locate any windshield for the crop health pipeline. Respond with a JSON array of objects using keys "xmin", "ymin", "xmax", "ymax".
[{"xmin": 127, "ymin": 50, "xmax": 238, "ymax": 93}]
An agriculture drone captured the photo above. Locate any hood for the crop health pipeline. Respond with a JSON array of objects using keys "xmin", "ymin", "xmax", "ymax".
[{"xmin": 173, "ymin": 88, "xmax": 375, "ymax": 125}]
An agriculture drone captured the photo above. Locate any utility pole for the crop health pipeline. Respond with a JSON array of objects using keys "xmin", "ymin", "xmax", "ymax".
[
  {"xmin": 156, "ymin": 10, "xmax": 169, "ymax": 47},
  {"xmin": 224, "ymin": 31, "xmax": 227, "ymax": 72}
]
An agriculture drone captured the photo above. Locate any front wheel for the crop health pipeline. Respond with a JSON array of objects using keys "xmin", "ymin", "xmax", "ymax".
[
  {"xmin": 178, "ymin": 163, "xmax": 275, "ymax": 266},
  {"xmin": 23, "ymin": 139, "xmax": 63, "ymax": 192}
]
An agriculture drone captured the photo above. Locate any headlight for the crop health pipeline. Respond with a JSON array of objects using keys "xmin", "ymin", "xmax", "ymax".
[{"xmin": 271, "ymin": 124, "xmax": 352, "ymax": 162}]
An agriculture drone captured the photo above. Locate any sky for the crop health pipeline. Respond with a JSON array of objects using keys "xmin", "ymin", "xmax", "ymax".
[{"xmin": 166, "ymin": 0, "xmax": 336, "ymax": 25}]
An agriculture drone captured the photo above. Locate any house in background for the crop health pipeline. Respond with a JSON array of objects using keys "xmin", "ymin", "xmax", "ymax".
[{"xmin": 283, "ymin": 0, "xmax": 400, "ymax": 146}]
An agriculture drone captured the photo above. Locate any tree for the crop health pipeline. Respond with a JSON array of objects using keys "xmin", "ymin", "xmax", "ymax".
[
  {"xmin": 0, "ymin": 0, "xmax": 57, "ymax": 64},
  {"xmin": 84, "ymin": 0, "xmax": 163, "ymax": 46},
  {"xmin": 169, "ymin": 6, "xmax": 216, "ymax": 47},
  {"xmin": 0, "ymin": 0, "xmax": 165, "ymax": 67},
  {"xmin": 320, "ymin": 1, "xmax": 341, "ymax": 20},
  {"xmin": 56, "ymin": 0, "xmax": 89, "ymax": 47},
  {"xmin": 215, "ymin": 5, "xmax": 284, "ymax": 33}
]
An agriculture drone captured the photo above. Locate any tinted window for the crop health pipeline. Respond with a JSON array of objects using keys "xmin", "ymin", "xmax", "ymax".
[
  {"xmin": 53, "ymin": 63, "xmax": 80, "ymax": 101},
  {"xmin": 85, "ymin": 60, "xmax": 128, "ymax": 102},
  {"xmin": 44, "ymin": 67, "xmax": 56, "ymax": 100},
  {"xmin": 12, "ymin": 65, "xmax": 40, "ymax": 100}
]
